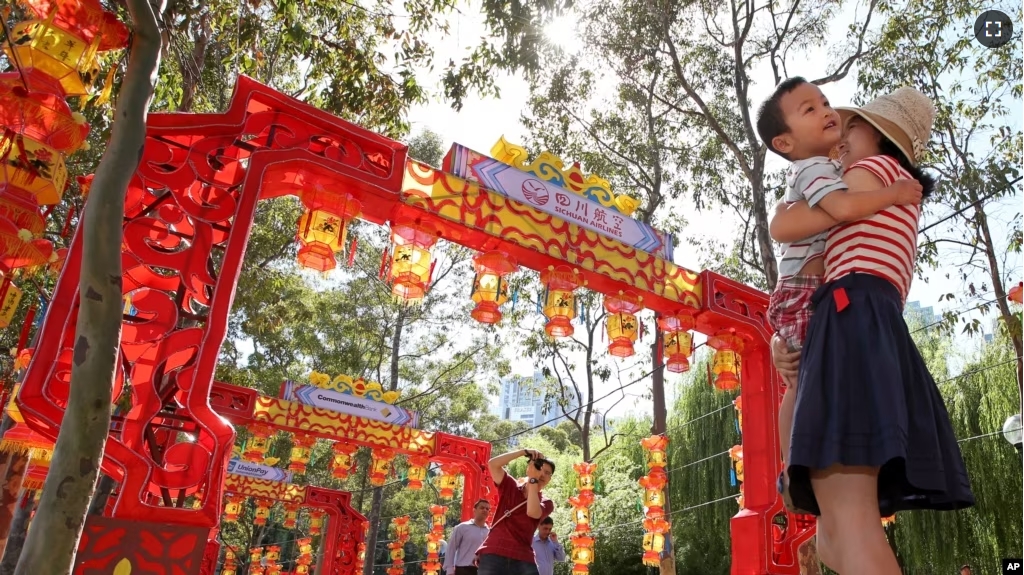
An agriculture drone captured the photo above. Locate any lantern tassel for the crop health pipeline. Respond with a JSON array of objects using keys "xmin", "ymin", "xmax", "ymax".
[
  {"xmin": 93, "ymin": 64, "xmax": 118, "ymax": 109},
  {"xmin": 17, "ymin": 305, "xmax": 36, "ymax": 352},
  {"xmin": 347, "ymin": 238, "xmax": 358, "ymax": 267},
  {"xmin": 378, "ymin": 247, "xmax": 389, "ymax": 280}
]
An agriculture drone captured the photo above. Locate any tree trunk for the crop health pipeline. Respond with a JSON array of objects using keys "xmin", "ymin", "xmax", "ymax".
[
  {"xmin": 798, "ymin": 538, "xmax": 822, "ymax": 575},
  {"xmin": 0, "ymin": 452, "xmax": 28, "ymax": 560},
  {"xmin": 362, "ymin": 307, "xmax": 405, "ymax": 575},
  {"xmin": 650, "ymin": 322, "xmax": 675, "ymax": 575},
  {"xmin": 176, "ymin": 10, "xmax": 211, "ymax": 113},
  {"xmin": 0, "ymin": 491, "xmax": 35, "ymax": 575},
  {"xmin": 970, "ymin": 196, "xmax": 1024, "ymax": 397},
  {"xmin": 86, "ymin": 475, "xmax": 115, "ymax": 516},
  {"xmin": 13, "ymin": 0, "xmax": 162, "ymax": 572}
]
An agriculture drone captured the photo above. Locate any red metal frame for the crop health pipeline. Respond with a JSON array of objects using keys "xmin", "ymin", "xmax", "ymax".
[{"xmin": 17, "ymin": 75, "xmax": 811, "ymax": 574}]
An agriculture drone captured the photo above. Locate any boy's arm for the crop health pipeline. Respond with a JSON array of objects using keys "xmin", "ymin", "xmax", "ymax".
[{"xmin": 770, "ymin": 168, "xmax": 913, "ymax": 243}]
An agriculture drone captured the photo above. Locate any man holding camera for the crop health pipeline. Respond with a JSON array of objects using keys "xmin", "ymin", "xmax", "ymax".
[{"xmin": 475, "ymin": 448, "xmax": 556, "ymax": 575}]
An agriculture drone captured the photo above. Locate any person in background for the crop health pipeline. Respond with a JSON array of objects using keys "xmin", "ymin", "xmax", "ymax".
[
  {"xmin": 443, "ymin": 499, "xmax": 491, "ymax": 575},
  {"xmin": 531, "ymin": 517, "xmax": 566, "ymax": 575},
  {"xmin": 476, "ymin": 448, "xmax": 556, "ymax": 575},
  {"xmin": 959, "ymin": 565, "xmax": 971, "ymax": 575}
]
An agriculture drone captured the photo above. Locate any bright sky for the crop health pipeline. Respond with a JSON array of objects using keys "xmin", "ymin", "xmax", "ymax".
[{"xmin": 400, "ymin": 2, "xmax": 1023, "ymax": 422}]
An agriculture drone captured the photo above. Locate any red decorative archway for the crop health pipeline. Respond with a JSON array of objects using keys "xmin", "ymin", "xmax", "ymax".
[{"xmin": 17, "ymin": 76, "xmax": 809, "ymax": 574}]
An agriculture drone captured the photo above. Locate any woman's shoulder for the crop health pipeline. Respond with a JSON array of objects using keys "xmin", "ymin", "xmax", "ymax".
[{"xmin": 845, "ymin": 155, "xmax": 905, "ymax": 184}]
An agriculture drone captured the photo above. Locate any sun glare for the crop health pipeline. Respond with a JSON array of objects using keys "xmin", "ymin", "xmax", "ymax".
[{"xmin": 543, "ymin": 14, "xmax": 583, "ymax": 54}]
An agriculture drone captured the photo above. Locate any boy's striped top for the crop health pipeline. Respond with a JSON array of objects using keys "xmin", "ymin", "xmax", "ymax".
[
  {"xmin": 778, "ymin": 157, "xmax": 849, "ymax": 280},
  {"xmin": 824, "ymin": 155, "xmax": 919, "ymax": 303}
]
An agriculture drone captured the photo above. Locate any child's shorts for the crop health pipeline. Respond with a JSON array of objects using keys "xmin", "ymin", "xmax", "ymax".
[{"xmin": 767, "ymin": 275, "xmax": 823, "ymax": 383}]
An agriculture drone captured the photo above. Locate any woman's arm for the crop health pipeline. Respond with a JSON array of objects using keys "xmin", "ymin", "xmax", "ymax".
[
  {"xmin": 488, "ymin": 448, "xmax": 535, "ymax": 485},
  {"xmin": 770, "ymin": 168, "xmax": 910, "ymax": 243}
]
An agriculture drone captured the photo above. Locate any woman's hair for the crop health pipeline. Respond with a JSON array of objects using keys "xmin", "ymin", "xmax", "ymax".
[{"xmin": 878, "ymin": 137, "xmax": 938, "ymax": 198}]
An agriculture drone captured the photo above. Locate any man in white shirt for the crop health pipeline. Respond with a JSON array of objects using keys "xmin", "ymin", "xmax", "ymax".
[
  {"xmin": 444, "ymin": 499, "xmax": 491, "ymax": 575},
  {"xmin": 532, "ymin": 517, "xmax": 565, "ymax": 575}
]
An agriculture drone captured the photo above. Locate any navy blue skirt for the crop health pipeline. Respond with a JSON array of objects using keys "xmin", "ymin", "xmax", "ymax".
[{"xmin": 787, "ymin": 273, "xmax": 975, "ymax": 517}]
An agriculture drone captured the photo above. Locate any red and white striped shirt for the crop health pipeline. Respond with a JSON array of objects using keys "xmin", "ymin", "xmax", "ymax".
[{"xmin": 823, "ymin": 155, "xmax": 919, "ymax": 303}]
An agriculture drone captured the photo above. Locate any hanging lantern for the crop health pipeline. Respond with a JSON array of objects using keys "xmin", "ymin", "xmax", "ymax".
[
  {"xmin": 641, "ymin": 517, "xmax": 670, "ymax": 567},
  {"xmin": 0, "ymin": 132, "xmax": 69, "ymax": 207},
  {"xmin": 369, "ymin": 448, "xmax": 396, "ymax": 487},
  {"xmin": 223, "ymin": 493, "xmax": 245, "ymax": 523},
  {"xmin": 392, "ymin": 515, "xmax": 411, "ymax": 541},
  {"xmin": 541, "ymin": 265, "xmax": 586, "ymax": 338},
  {"xmin": 569, "ymin": 495, "xmax": 591, "ymax": 533},
  {"xmin": 640, "ymin": 435, "xmax": 669, "ymax": 470},
  {"xmin": 264, "ymin": 546, "xmax": 280, "ymax": 566},
  {"xmin": 0, "ymin": 69, "xmax": 90, "ymax": 153},
  {"xmin": 242, "ymin": 424, "xmax": 274, "ymax": 462},
  {"xmin": 429, "ymin": 504, "xmax": 448, "ymax": 534},
  {"xmin": 308, "ymin": 509, "xmax": 326, "ymax": 535},
  {"xmin": 1009, "ymin": 282, "xmax": 1023, "ymax": 304},
  {"xmin": 330, "ymin": 441, "xmax": 358, "ymax": 480},
  {"xmin": 658, "ymin": 312, "xmax": 696, "ymax": 373},
  {"xmin": 221, "ymin": 547, "xmax": 238, "ymax": 575},
  {"xmin": 295, "ymin": 189, "xmax": 361, "ymax": 272},
  {"xmin": 708, "ymin": 331, "xmax": 743, "ymax": 390},
  {"xmin": 288, "ymin": 433, "xmax": 316, "ymax": 474},
  {"xmin": 729, "ymin": 445, "xmax": 744, "ymax": 482},
  {"xmin": 733, "ymin": 396, "xmax": 742, "ymax": 430},
  {"xmin": 406, "ymin": 454, "xmax": 430, "ymax": 490},
  {"xmin": 282, "ymin": 502, "xmax": 301, "ymax": 529},
  {"xmin": 470, "ymin": 250, "xmax": 517, "ymax": 324},
  {"xmin": 0, "ymin": 217, "xmax": 54, "ymax": 273},
  {"xmin": 603, "ymin": 291, "xmax": 643, "ymax": 358},
  {"xmin": 575, "ymin": 461, "xmax": 596, "ymax": 492},
  {"xmin": 387, "ymin": 219, "xmax": 438, "ymax": 302},
  {"xmin": 295, "ymin": 537, "xmax": 313, "ymax": 574},
  {"xmin": 435, "ymin": 463, "xmax": 461, "ymax": 498},
  {"xmin": 569, "ymin": 535, "xmax": 594, "ymax": 568},
  {"xmin": 881, "ymin": 514, "xmax": 896, "ymax": 527},
  {"xmin": 252, "ymin": 498, "xmax": 273, "ymax": 526},
  {"xmin": 248, "ymin": 548, "xmax": 264, "ymax": 575},
  {"xmin": 0, "ymin": 280, "xmax": 23, "ymax": 329},
  {"xmin": 3, "ymin": 0, "xmax": 129, "ymax": 97},
  {"xmin": 638, "ymin": 471, "xmax": 668, "ymax": 517}
]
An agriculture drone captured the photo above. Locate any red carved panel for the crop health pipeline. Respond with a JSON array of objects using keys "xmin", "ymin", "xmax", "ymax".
[
  {"xmin": 75, "ymin": 515, "xmax": 210, "ymax": 574},
  {"xmin": 305, "ymin": 487, "xmax": 366, "ymax": 575}
]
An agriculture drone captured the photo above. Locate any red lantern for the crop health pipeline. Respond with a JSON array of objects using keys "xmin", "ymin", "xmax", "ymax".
[
  {"xmin": 253, "ymin": 498, "xmax": 273, "ymax": 526},
  {"xmin": 541, "ymin": 265, "xmax": 585, "ymax": 338},
  {"xmin": 603, "ymin": 291, "xmax": 643, "ymax": 358},
  {"xmin": 470, "ymin": 250, "xmax": 517, "ymax": 324},
  {"xmin": 243, "ymin": 424, "xmax": 274, "ymax": 462},
  {"xmin": 658, "ymin": 312, "xmax": 696, "ymax": 373},
  {"xmin": 282, "ymin": 502, "xmax": 301, "ymax": 529},
  {"xmin": 1009, "ymin": 282, "xmax": 1023, "ymax": 304},
  {"xmin": 388, "ymin": 219, "xmax": 438, "ymax": 302},
  {"xmin": 435, "ymin": 463, "xmax": 460, "ymax": 499},
  {"xmin": 295, "ymin": 188, "xmax": 361, "ymax": 272},
  {"xmin": 369, "ymin": 448, "xmax": 396, "ymax": 487}
]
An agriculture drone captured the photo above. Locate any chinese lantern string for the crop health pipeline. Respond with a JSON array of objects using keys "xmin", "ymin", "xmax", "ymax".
[{"xmin": 0, "ymin": 10, "xmax": 28, "ymax": 89}]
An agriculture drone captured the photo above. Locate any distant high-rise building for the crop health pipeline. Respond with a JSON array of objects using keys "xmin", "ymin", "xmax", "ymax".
[
  {"xmin": 905, "ymin": 300, "xmax": 937, "ymax": 326},
  {"xmin": 496, "ymin": 370, "xmax": 579, "ymax": 429}
]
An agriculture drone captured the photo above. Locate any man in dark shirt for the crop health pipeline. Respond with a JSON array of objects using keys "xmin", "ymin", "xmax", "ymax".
[{"xmin": 475, "ymin": 448, "xmax": 555, "ymax": 575}]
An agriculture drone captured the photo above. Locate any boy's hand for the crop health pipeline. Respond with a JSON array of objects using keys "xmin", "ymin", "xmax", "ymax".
[
  {"xmin": 892, "ymin": 179, "xmax": 923, "ymax": 205},
  {"xmin": 771, "ymin": 334, "xmax": 801, "ymax": 383}
]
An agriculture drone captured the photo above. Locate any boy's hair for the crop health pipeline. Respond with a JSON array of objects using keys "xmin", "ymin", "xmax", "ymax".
[
  {"xmin": 756, "ymin": 76, "xmax": 810, "ymax": 160},
  {"xmin": 539, "ymin": 516, "xmax": 554, "ymax": 526}
]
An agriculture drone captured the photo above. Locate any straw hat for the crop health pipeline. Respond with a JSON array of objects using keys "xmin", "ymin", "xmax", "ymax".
[{"xmin": 836, "ymin": 87, "xmax": 935, "ymax": 166}]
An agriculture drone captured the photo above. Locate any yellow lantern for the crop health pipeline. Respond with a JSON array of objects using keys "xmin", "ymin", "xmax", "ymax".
[
  {"xmin": 248, "ymin": 548, "xmax": 263, "ymax": 575},
  {"xmin": 223, "ymin": 493, "xmax": 245, "ymax": 523},
  {"xmin": 541, "ymin": 266, "xmax": 585, "ymax": 338},
  {"xmin": 729, "ymin": 445, "xmax": 744, "ymax": 482},
  {"xmin": 295, "ymin": 190, "xmax": 361, "ymax": 272},
  {"xmin": 642, "ymin": 531, "xmax": 665, "ymax": 566},
  {"xmin": 436, "ymin": 463, "xmax": 460, "ymax": 499},
  {"xmin": 470, "ymin": 251, "xmax": 517, "ymax": 324},
  {"xmin": 356, "ymin": 542, "xmax": 366, "ymax": 572},
  {"xmin": 242, "ymin": 424, "xmax": 274, "ymax": 462},
  {"xmin": 288, "ymin": 433, "xmax": 316, "ymax": 474},
  {"xmin": 264, "ymin": 546, "xmax": 280, "ymax": 564},
  {"xmin": 331, "ymin": 442, "xmax": 358, "ymax": 480},
  {"xmin": 253, "ymin": 498, "xmax": 272, "ymax": 526},
  {"xmin": 407, "ymin": 455, "xmax": 430, "ymax": 490},
  {"xmin": 308, "ymin": 509, "xmax": 326, "ymax": 535},
  {"xmin": 571, "ymin": 500, "xmax": 590, "ymax": 532},
  {"xmin": 221, "ymin": 547, "xmax": 238, "ymax": 575},
  {"xmin": 429, "ymin": 504, "xmax": 448, "ymax": 533},
  {"xmin": 282, "ymin": 502, "xmax": 301, "ymax": 529},
  {"xmin": 570, "ymin": 534, "xmax": 594, "ymax": 565},
  {"xmin": 388, "ymin": 219, "xmax": 438, "ymax": 302},
  {"xmin": 603, "ymin": 291, "xmax": 643, "ymax": 358},
  {"xmin": 574, "ymin": 461, "xmax": 596, "ymax": 491},
  {"xmin": 658, "ymin": 312, "xmax": 696, "ymax": 373},
  {"xmin": 0, "ymin": 134, "xmax": 68, "ymax": 206},
  {"xmin": 640, "ymin": 435, "xmax": 669, "ymax": 470},
  {"xmin": 0, "ymin": 281, "xmax": 23, "ymax": 329},
  {"xmin": 708, "ymin": 331, "xmax": 743, "ymax": 391},
  {"xmin": 392, "ymin": 515, "xmax": 411, "ymax": 541},
  {"xmin": 369, "ymin": 448, "xmax": 396, "ymax": 487}
]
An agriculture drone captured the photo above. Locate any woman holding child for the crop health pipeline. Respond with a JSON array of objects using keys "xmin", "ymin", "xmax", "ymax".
[{"xmin": 767, "ymin": 86, "xmax": 975, "ymax": 574}]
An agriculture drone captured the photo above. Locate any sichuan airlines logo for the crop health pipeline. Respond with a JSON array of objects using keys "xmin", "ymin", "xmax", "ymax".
[{"xmin": 521, "ymin": 179, "xmax": 550, "ymax": 206}]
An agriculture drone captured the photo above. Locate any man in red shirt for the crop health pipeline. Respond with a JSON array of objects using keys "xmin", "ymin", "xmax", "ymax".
[{"xmin": 475, "ymin": 447, "xmax": 555, "ymax": 575}]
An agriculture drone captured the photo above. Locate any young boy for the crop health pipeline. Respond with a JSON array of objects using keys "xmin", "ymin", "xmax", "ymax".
[{"xmin": 755, "ymin": 77, "xmax": 922, "ymax": 512}]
